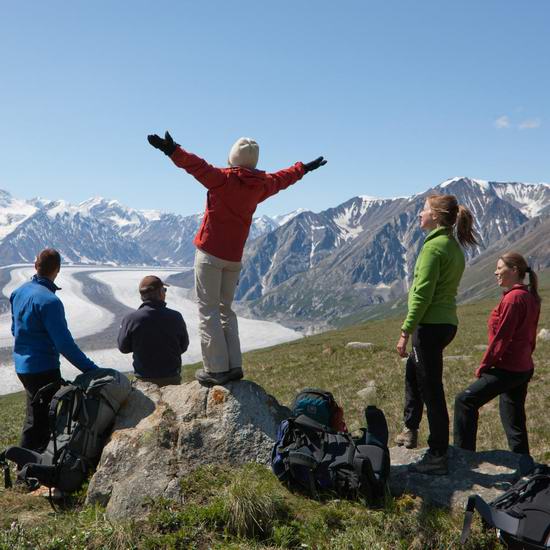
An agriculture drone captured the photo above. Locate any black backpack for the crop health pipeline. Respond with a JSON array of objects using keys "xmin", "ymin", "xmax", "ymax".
[
  {"xmin": 271, "ymin": 414, "xmax": 389, "ymax": 503},
  {"xmin": 461, "ymin": 465, "xmax": 550, "ymax": 549},
  {"xmin": 1, "ymin": 368, "xmax": 131, "ymax": 494}
]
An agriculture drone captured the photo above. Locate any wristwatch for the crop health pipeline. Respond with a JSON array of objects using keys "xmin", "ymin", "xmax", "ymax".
[{"xmin": 400, "ymin": 331, "xmax": 409, "ymax": 338}]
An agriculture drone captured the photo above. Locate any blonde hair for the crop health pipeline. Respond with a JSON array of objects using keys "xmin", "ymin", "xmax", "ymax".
[
  {"xmin": 427, "ymin": 194, "xmax": 479, "ymax": 248},
  {"xmin": 500, "ymin": 251, "xmax": 541, "ymax": 303}
]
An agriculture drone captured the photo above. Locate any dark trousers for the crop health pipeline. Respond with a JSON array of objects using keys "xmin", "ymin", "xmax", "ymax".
[
  {"xmin": 135, "ymin": 374, "xmax": 181, "ymax": 387},
  {"xmin": 453, "ymin": 368, "xmax": 532, "ymax": 454},
  {"xmin": 403, "ymin": 323, "xmax": 457, "ymax": 455},
  {"xmin": 17, "ymin": 369, "xmax": 62, "ymax": 452}
]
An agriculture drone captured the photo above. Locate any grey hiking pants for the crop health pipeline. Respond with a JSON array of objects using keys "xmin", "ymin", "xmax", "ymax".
[{"xmin": 194, "ymin": 248, "xmax": 242, "ymax": 374}]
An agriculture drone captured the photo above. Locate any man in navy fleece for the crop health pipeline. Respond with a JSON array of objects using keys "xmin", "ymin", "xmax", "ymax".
[{"xmin": 10, "ymin": 248, "xmax": 98, "ymax": 452}]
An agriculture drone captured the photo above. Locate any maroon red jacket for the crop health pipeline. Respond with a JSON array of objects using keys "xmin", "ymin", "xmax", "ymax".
[
  {"xmin": 170, "ymin": 147, "xmax": 305, "ymax": 262},
  {"xmin": 477, "ymin": 284, "xmax": 540, "ymax": 377}
]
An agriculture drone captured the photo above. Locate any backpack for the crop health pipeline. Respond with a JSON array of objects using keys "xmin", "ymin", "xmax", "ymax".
[
  {"xmin": 461, "ymin": 465, "xmax": 550, "ymax": 549},
  {"xmin": 1, "ymin": 368, "xmax": 131, "ymax": 494},
  {"xmin": 271, "ymin": 413, "xmax": 389, "ymax": 503},
  {"xmin": 291, "ymin": 388, "xmax": 347, "ymax": 432}
]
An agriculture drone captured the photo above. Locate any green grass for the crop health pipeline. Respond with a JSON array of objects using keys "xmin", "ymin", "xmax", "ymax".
[{"xmin": 1, "ymin": 285, "xmax": 549, "ymax": 549}]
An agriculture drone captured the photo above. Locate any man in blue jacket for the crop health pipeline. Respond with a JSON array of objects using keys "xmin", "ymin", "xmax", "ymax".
[{"xmin": 10, "ymin": 248, "xmax": 99, "ymax": 452}]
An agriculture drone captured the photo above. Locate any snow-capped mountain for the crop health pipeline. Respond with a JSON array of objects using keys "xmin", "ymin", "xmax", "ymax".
[
  {"xmin": 0, "ymin": 191, "xmax": 301, "ymax": 266},
  {"xmin": 0, "ymin": 177, "xmax": 548, "ymax": 328},
  {"xmin": 237, "ymin": 177, "xmax": 550, "ymax": 328}
]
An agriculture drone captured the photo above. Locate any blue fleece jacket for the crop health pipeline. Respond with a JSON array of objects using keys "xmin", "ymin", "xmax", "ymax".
[{"xmin": 10, "ymin": 275, "xmax": 99, "ymax": 375}]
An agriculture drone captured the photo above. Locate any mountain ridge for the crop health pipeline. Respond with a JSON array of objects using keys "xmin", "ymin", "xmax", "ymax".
[{"xmin": 1, "ymin": 178, "xmax": 549, "ymax": 329}]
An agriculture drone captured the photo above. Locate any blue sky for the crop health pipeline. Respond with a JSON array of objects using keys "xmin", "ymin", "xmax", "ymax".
[{"xmin": 1, "ymin": 1, "xmax": 548, "ymax": 217}]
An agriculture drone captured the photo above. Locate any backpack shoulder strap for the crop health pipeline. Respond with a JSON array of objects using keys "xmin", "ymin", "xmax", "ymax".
[
  {"xmin": 31, "ymin": 379, "xmax": 67, "ymax": 406},
  {"xmin": 461, "ymin": 494, "xmax": 522, "ymax": 544}
]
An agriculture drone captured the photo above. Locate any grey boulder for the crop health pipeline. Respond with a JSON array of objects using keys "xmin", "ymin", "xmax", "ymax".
[{"xmin": 86, "ymin": 380, "xmax": 289, "ymax": 520}]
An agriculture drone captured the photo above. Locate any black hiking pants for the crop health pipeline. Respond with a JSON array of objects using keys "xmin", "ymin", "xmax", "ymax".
[
  {"xmin": 17, "ymin": 369, "xmax": 62, "ymax": 452},
  {"xmin": 403, "ymin": 323, "xmax": 457, "ymax": 455},
  {"xmin": 453, "ymin": 367, "xmax": 533, "ymax": 454}
]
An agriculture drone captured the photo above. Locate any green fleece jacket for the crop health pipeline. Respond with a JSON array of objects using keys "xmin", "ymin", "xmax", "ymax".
[{"xmin": 402, "ymin": 227, "xmax": 465, "ymax": 334}]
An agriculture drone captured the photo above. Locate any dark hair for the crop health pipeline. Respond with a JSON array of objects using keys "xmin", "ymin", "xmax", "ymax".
[
  {"xmin": 427, "ymin": 194, "xmax": 479, "ymax": 248},
  {"xmin": 35, "ymin": 248, "xmax": 61, "ymax": 277},
  {"xmin": 500, "ymin": 251, "xmax": 541, "ymax": 303}
]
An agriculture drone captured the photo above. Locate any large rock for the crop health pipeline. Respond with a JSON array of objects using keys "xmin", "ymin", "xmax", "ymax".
[
  {"xmin": 390, "ymin": 446, "xmax": 525, "ymax": 509},
  {"xmin": 86, "ymin": 380, "xmax": 289, "ymax": 519}
]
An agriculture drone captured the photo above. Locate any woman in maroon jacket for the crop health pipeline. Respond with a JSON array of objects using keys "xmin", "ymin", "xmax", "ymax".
[{"xmin": 454, "ymin": 252, "xmax": 541, "ymax": 458}]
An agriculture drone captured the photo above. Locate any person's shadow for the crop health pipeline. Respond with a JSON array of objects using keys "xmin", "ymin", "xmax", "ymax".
[{"xmin": 389, "ymin": 446, "xmax": 527, "ymax": 510}]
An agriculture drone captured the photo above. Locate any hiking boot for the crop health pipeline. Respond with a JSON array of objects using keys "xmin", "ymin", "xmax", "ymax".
[
  {"xmin": 394, "ymin": 428, "xmax": 418, "ymax": 449},
  {"xmin": 227, "ymin": 368, "xmax": 244, "ymax": 382},
  {"xmin": 408, "ymin": 451, "xmax": 448, "ymax": 475},
  {"xmin": 194, "ymin": 369, "xmax": 230, "ymax": 386}
]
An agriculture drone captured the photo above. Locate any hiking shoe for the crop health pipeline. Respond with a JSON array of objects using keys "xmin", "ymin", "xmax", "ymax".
[
  {"xmin": 395, "ymin": 428, "xmax": 418, "ymax": 449},
  {"xmin": 408, "ymin": 451, "xmax": 448, "ymax": 475},
  {"xmin": 227, "ymin": 368, "xmax": 244, "ymax": 382},
  {"xmin": 195, "ymin": 369, "xmax": 230, "ymax": 386}
]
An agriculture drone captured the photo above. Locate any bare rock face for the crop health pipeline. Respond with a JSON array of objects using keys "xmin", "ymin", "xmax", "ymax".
[
  {"xmin": 390, "ymin": 446, "xmax": 526, "ymax": 509},
  {"xmin": 86, "ymin": 380, "xmax": 290, "ymax": 519}
]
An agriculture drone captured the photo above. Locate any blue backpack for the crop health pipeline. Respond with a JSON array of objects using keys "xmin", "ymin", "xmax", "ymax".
[{"xmin": 291, "ymin": 388, "xmax": 346, "ymax": 431}]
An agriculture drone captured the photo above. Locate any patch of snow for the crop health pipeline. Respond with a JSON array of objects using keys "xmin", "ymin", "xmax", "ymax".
[
  {"xmin": 0, "ymin": 193, "xmax": 38, "ymax": 240},
  {"xmin": 472, "ymin": 178, "xmax": 490, "ymax": 190},
  {"xmin": 273, "ymin": 208, "xmax": 307, "ymax": 226},
  {"xmin": 141, "ymin": 209, "xmax": 163, "ymax": 222},
  {"xmin": 46, "ymin": 200, "xmax": 88, "ymax": 219},
  {"xmin": 440, "ymin": 176, "xmax": 464, "ymax": 188}
]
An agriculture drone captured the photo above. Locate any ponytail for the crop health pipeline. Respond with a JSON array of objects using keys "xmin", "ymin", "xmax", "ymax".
[
  {"xmin": 456, "ymin": 205, "xmax": 479, "ymax": 248},
  {"xmin": 526, "ymin": 267, "xmax": 541, "ymax": 303},
  {"xmin": 500, "ymin": 252, "xmax": 541, "ymax": 303},
  {"xmin": 427, "ymin": 194, "xmax": 479, "ymax": 248}
]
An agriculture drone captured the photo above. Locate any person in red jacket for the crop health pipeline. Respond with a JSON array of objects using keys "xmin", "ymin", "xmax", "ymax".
[
  {"xmin": 147, "ymin": 132, "xmax": 326, "ymax": 386},
  {"xmin": 454, "ymin": 252, "xmax": 541, "ymax": 461}
]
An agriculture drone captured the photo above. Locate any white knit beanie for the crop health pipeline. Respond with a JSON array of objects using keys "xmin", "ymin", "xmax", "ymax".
[{"xmin": 228, "ymin": 137, "xmax": 259, "ymax": 169}]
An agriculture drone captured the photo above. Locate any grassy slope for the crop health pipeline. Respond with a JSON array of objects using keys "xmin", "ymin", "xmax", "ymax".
[{"xmin": 1, "ymin": 287, "xmax": 549, "ymax": 549}]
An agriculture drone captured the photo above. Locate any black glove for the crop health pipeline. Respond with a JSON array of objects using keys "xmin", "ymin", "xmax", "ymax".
[
  {"xmin": 303, "ymin": 156, "xmax": 327, "ymax": 173},
  {"xmin": 147, "ymin": 131, "xmax": 179, "ymax": 156}
]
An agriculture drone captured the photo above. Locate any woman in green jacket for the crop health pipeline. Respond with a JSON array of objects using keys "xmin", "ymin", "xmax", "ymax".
[{"xmin": 395, "ymin": 194, "xmax": 478, "ymax": 475}]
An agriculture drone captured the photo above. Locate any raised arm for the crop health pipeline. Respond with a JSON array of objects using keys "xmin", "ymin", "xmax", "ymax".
[
  {"xmin": 258, "ymin": 156, "xmax": 326, "ymax": 202},
  {"xmin": 147, "ymin": 131, "xmax": 226, "ymax": 189}
]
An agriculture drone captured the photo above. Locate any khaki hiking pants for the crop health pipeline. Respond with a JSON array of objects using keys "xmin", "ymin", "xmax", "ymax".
[{"xmin": 194, "ymin": 248, "xmax": 242, "ymax": 374}]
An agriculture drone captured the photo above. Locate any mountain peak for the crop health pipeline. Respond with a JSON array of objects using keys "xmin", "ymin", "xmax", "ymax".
[{"xmin": 439, "ymin": 177, "xmax": 490, "ymax": 191}]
